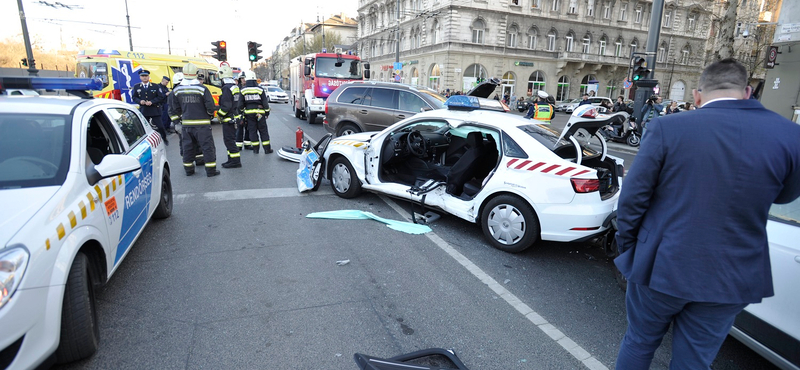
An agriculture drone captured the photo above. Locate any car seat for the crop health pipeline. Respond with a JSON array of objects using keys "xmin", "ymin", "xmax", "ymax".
[{"xmin": 446, "ymin": 131, "xmax": 486, "ymax": 196}]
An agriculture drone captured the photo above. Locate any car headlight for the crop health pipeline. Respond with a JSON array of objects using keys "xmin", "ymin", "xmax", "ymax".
[
  {"xmin": 311, "ymin": 98, "xmax": 324, "ymax": 105},
  {"xmin": 0, "ymin": 248, "xmax": 29, "ymax": 310}
]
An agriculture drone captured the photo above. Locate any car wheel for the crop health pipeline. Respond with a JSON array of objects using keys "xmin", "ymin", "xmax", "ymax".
[
  {"xmin": 627, "ymin": 133, "xmax": 640, "ymax": 147},
  {"xmin": 336, "ymin": 123, "xmax": 360, "ymax": 137},
  {"xmin": 295, "ymin": 106, "xmax": 302, "ymax": 118},
  {"xmin": 55, "ymin": 252, "xmax": 99, "ymax": 364},
  {"xmin": 612, "ymin": 237, "xmax": 628, "ymax": 292},
  {"xmin": 153, "ymin": 171, "xmax": 172, "ymax": 219},
  {"xmin": 330, "ymin": 156, "xmax": 361, "ymax": 199},
  {"xmin": 306, "ymin": 105, "xmax": 317, "ymax": 124},
  {"xmin": 481, "ymin": 195, "xmax": 539, "ymax": 253}
]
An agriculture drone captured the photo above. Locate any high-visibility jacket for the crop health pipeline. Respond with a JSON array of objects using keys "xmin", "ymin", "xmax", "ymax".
[
  {"xmin": 168, "ymin": 81, "xmax": 215, "ymax": 125},
  {"xmin": 533, "ymin": 103, "xmax": 554, "ymax": 123},
  {"xmin": 241, "ymin": 86, "xmax": 270, "ymax": 116},
  {"xmin": 217, "ymin": 83, "xmax": 242, "ymax": 123}
]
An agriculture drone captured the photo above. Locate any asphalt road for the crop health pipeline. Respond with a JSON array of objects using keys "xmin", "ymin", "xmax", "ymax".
[{"xmin": 54, "ymin": 102, "xmax": 777, "ymax": 370}]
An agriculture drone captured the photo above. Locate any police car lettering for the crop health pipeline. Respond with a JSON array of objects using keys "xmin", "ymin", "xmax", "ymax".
[{"xmin": 124, "ymin": 170, "xmax": 152, "ymax": 209}]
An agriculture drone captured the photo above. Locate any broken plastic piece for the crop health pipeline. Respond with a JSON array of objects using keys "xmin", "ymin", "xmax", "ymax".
[
  {"xmin": 336, "ymin": 260, "xmax": 350, "ymax": 266},
  {"xmin": 307, "ymin": 210, "xmax": 432, "ymax": 235}
]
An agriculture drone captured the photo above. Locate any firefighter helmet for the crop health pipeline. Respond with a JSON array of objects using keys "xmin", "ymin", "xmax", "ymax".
[
  {"xmin": 219, "ymin": 65, "xmax": 233, "ymax": 79},
  {"xmin": 243, "ymin": 70, "xmax": 257, "ymax": 81},
  {"xmin": 173, "ymin": 72, "xmax": 184, "ymax": 85},
  {"xmin": 183, "ymin": 63, "xmax": 199, "ymax": 79}
]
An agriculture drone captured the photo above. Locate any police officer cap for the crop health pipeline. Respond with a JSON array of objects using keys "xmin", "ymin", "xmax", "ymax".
[
  {"xmin": 162, "ymin": 76, "xmax": 170, "ymax": 81},
  {"xmin": 537, "ymin": 90, "xmax": 548, "ymax": 99},
  {"xmin": 139, "ymin": 70, "xmax": 150, "ymax": 76}
]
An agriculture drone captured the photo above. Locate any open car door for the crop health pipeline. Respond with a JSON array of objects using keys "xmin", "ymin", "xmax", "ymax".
[{"xmin": 295, "ymin": 134, "xmax": 333, "ymax": 192}]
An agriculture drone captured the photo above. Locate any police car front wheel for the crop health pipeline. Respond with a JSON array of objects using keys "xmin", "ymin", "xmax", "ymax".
[
  {"xmin": 55, "ymin": 252, "xmax": 99, "ymax": 364},
  {"xmin": 481, "ymin": 195, "xmax": 539, "ymax": 253},
  {"xmin": 154, "ymin": 171, "xmax": 173, "ymax": 219},
  {"xmin": 330, "ymin": 157, "xmax": 361, "ymax": 199}
]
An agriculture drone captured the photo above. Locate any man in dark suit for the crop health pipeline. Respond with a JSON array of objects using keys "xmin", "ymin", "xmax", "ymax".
[
  {"xmin": 614, "ymin": 58, "xmax": 800, "ymax": 369},
  {"xmin": 132, "ymin": 70, "xmax": 168, "ymax": 144}
]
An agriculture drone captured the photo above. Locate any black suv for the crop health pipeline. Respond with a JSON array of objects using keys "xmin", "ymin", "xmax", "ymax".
[{"xmin": 323, "ymin": 82, "xmax": 447, "ymax": 136}]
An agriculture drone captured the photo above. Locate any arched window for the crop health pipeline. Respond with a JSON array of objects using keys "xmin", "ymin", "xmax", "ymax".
[
  {"xmin": 670, "ymin": 80, "xmax": 686, "ymax": 101},
  {"xmin": 582, "ymin": 33, "xmax": 592, "ymax": 53},
  {"xmin": 598, "ymin": 35, "xmax": 607, "ymax": 55},
  {"xmin": 580, "ymin": 74, "xmax": 598, "ymax": 96},
  {"xmin": 565, "ymin": 31, "xmax": 575, "ymax": 52},
  {"xmin": 507, "ymin": 25, "xmax": 519, "ymax": 47},
  {"xmin": 463, "ymin": 63, "xmax": 488, "ymax": 90},
  {"xmin": 557, "ymin": 76, "xmax": 570, "ymax": 101},
  {"xmin": 680, "ymin": 44, "xmax": 691, "ymax": 65},
  {"xmin": 416, "ymin": 27, "xmax": 422, "ymax": 47},
  {"xmin": 528, "ymin": 71, "xmax": 546, "ymax": 97},
  {"xmin": 547, "ymin": 29, "xmax": 557, "ymax": 51},
  {"xmin": 528, "ymin": 27, "xmax": 538, "ymax": 50},
  {"xmin": 502, "ymin": 72, "xmax": 516, "ymax": 100},
  {"xmin": 432, "ymin": 19, "xmax": 440, "ymax": 44},
  {"xmin": 471, "ymin": 19, "xmax": 486, "ymax": 44},
  {"xmin": 410, "ymin": 67, "xmax": 419, "ymax": 86},
  {"xmin": 658, "ymin": 41, "xmax": 667, "ymax": 62},
  {"xmin": 630, "ymin": 38, "xmax": 638, "ymax": 54},
  {"xmin": 614, "ymin": 36, "xmax": 624, "ymax": 57},
  {"xmin": 429, "ymin": 64, "xmax": 441, "ymax": 91}
]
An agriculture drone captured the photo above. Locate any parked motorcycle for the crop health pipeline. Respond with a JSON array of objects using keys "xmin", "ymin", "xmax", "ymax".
[{"xmin": 598, "ymin": 113, "xmax": 641, "ymax": 147}]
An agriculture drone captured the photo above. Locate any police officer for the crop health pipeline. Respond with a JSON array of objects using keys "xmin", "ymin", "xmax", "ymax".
[
  {"xmin": 169, "ymin": 63, "xmax": 220, "ymax": 177},
  {"xmin": 524, "ymin": 90, "xmax": 554, "ymax": 124},
  {"xmin": 217, "ymin": 66, "xmax": 243, "ymax": 168},
  {"xmin": 235, "ymin": 73, "xmax": 251, "ymax": 150},
  {"xmin": 132, "ymin": 70, "xmax": 168, "ymax": 144},
  {"xmin": 241, "ymin": 71, "xmax": 272, "ymax": 154},
  {"xmin": 158, "ymin": 76, "xmax": 173, "ymax": 134}
]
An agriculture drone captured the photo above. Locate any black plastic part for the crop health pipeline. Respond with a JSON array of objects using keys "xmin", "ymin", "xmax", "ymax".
[
  {"xmin": 354, "ymin": 348, "xmax": 469, "ymax": 370},
  {"xmin": 0, "ymin": 336, "xmax": 24, "ymax": 369}
]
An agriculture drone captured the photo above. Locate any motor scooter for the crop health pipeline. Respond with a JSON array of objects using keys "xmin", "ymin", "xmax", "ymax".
[{"xmin": 598, "ymin": 113, "xmax": 641, "ymax": 147}]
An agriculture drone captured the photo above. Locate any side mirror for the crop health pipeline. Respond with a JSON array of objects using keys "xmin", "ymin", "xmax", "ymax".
[
  {"xmin": 363, "ymin": 70, "xmax": 371, "ymax": 79},
  {"xmin": 363, "ymin": 62, "xmax": 371, "ymax": 70},
  {"xmin": 87, "ymin": 154, "xmax": 141, "ymax": 185},
  {"xmin": 304, "ymin": 66, "xmax": 311, "ymax": 76}
]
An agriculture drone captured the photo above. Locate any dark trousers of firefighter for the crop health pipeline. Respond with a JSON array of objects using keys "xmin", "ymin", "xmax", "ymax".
[
  {"xmin": 146, "ymin": 115, "xmax": 169, "ymax": 144},
  {"xmin": 222, "ymin": 121, "xmax": 239, "ymax": 157},
  {"xmin": 181, "ymin": 125, "xmax": 216, "ymax": 171},
  {"xmin": 235, "ymin": 121, "xmax": 250, "ymax": 148},
  {"xmin": 246, "ymin": 114, "xmax": 270, "ymax": 151}
]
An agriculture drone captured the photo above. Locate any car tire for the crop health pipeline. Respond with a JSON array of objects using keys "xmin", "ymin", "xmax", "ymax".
[
  {"xmin": 295, "ymin": 106, "xmax": 302, "ymax": 119},
  {"xmin": 612, "ymin": 237, "xmax": 628, "ymax": 292},
  {"xmin": 153, "ymin": 171, "xmax": 172, "ymax": 219},
  {"xmin": 336, "ymin": 123, "xmax": 361, "ymax": 137},
  {"xmin": 306, "ymin": 104, "xmax": 316, "ymax": 124},
  {"xmin": 55, "ymin": 252, "xmax": 99, "ymax": 364},
  {"xmin": 480, "ymin": 195, "xmax": 539, "ymax": 253},
  {"xmin": 330, "ymin": 156, "xmax": 361, "ymax": 199}
]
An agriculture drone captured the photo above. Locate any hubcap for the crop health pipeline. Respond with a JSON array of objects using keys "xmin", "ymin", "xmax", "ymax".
[
  {"xmin": 486, "ymin": 204, "xmax": 526, "ymax": 245},
  {"xmin": 332, "ymin": 163, "xmax": 351, "ymax": 194},
  {"xmin": 341, "ymin": 128, "xmax": 355, "ymax": 136}
]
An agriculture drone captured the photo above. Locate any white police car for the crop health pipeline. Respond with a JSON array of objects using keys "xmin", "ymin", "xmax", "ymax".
[
  {"xmin": 301, "ymin": 96, "xmax": 625, "ymax": 253},
  {"xmin": 0, "ymin": 77, "xmax": 171, "ymax": 368}
]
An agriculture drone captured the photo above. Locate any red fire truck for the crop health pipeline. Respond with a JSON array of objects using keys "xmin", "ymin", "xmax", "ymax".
[{"xmin": 290, "ymin": 49, "xmax": 370, "ymax": 124}]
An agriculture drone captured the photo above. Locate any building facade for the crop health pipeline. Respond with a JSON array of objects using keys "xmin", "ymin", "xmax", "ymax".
[{"xmin": 357, "ymin": 0, "xmax": 718, "ymax": 102}]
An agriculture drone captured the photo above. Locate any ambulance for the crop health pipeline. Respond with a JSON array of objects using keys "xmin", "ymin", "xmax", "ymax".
[{"xmin": 75, "ymin": 49, "xmax": 223, "ymax": 108}]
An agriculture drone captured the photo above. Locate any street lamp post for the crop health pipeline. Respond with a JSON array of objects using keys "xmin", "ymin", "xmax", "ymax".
[
  {"xmin": 167, "ymin": 24, "xmax": 172, "ymax": 55},
  {"xmin": 16, "ymin": 0, "xmax": 38, "ymax": 76},
  {"xmin": 124, "ymin": 0, "xmax": 133, "ymax": 51}
]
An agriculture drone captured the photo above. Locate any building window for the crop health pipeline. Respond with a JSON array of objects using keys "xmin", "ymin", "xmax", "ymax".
[
  {"xmin": 432, "ymin": 20, "xmax": 440, "ymax": 44},
  {"xmin": 603, "ymin": 2, "xmax": 611, "ymax": 18},
  {"xmin": 568, "ymin": 0, "xmax": 577, "ymax": 13},
  {"xmin": 599, "ymin": 38, "xmax": 607, "ymax": 55},
  {"xmin": 557, "ymin": 75, "xmax": 570, "ymax": 101},
  {"xmin": 547, "ymin": 30, "xmax": 557, "ymax": 51},
  {"xmin": 630, "ymin": 39, "xmax": 638, "ymax": 54},
  {"xmin": 619, "ymin": 3, "xmax": 628, "ymax": 21},
  {"xmin": 635, "ymin": 5, "xmax": 642, "ymax": 23},
  {"xmin": 472, "ymin": 19, "xmax": 485, "ymax": 44},
  {"xmin": 680, "ymin": 45, "xmax": 690, "ymax": 64},
  {"xmin": 587, "ymin": 0, "xmax": 595, "ymax": 16},
  {"xmin": 658, "ymin": 45, "xmax": 666, "ymax": 62},
  {"xmin": 566, "ymin": 33, "xmax": 574, "ymax": 52},
  {"xmin": 528, "ymin": 28, "xmax": 538, "ymax": 49},
  {"xmin": 687, "ymin": 14, "xmax": 696, "ymax": 31},
  {"xmin": 429, "ymin": 64, "xmax": 441, "ymax": 91},
  {"xmin": 507, "ymin": 25, "xmax": 519, "ymax": 47},
  {"xmin": 664, "ymin": 9, "xmax": 672, "ymax": 28},
  {"xmin": 531, "ymin": 0, "xmax": 540, "ymax": 8},
  {"xmin": 512, "ymin": 0, "xmax": 519, "ymax": 4},
  {"xmin": 615, "ymin": 40, "xmax": 622, "ymax": 56},
  {"xmin": 582, "ymin": 35, "xmax": 591, "ymax": 53},
  {"xmin": 528, "ymin": 70, "xmax": 546, "ymax": 96},
  {"xmin": 552, "ymin": 0, "xmax": 561, "ymax": 11}
]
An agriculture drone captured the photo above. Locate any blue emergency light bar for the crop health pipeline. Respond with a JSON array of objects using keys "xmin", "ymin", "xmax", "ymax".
[
  {"xmin": 0, "ymin": 77, "xmax": 103, "ymax": 92},
  {"xmin": 444, "ymin": 95, "xmax": 481, "ymax": 110}
]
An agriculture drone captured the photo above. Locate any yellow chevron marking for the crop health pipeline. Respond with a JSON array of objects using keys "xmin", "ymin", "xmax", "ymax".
[
  {"xmin": 46, "ymin": 238, "xmax": 51, "ymax": 250},
  {"xmin": 79, "ymin": 201, "xmax": 87, "ymax": 219},
  {"xmin": 57, "ymin": 224, "xmax": 65, "ymax": 240},
  {"xmin": 68, "ymin": 211, "xmax": 77, "ymax": 228},
  {"xmin": 105, "ymin": 183, "xmax": 110, "ymax": 198},
  {"xmin": 86, "ymin": 193, "xmax": 96, "ymax": 211},
  {"xmin": 112, "ymin": 179, "xmax": 117, "ymax": 191},
  {"xmin": 94, "ymin": 185, "xmax": 103, "ymax": 202}
]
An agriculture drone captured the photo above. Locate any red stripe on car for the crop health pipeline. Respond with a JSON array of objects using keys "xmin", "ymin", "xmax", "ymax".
[
  {"xmin": 556, "ymin": 167, "xmax": 576, "ymax": 176},
  {"xmin": 515, "ymin": 160, "xmax": 532, "ymax": 170},
  {"xmin": 541, "ymin": 164, "xmax": 560, "ymax": 173},
  {"xmin": 572, "ymin": 170, "xmax": 590, "ymax": 176}
]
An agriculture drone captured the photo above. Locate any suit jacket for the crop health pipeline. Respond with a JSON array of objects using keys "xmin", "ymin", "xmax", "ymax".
[
  {"xmin": 614, "ymin": 99, "xmax": 800, "ymax": 304},
  {"xmin": 132, "ymin": 82, "xmax": 165, "ymax": 117}
]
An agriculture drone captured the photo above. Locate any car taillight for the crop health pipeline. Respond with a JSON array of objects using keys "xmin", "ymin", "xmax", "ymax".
[
  {"xmin": 324, "ymin": 98, "xmax": 328, "ymax": 114},
  {"xmin": 571, "ymin": 178, "xmax": 600, "ymax": 193},
  {"xmin": 110, "ymin": 89, "xmax": 121, "ymax": 100}
]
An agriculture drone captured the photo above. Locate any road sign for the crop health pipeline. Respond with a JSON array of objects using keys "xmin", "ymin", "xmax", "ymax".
[
  {"xmin": 623, "ymin": 78, "xmax": 632, "ymax": 89},
  {"xmin": 393, "ymin": 62, "xmax": 403, "ymax": 70},
  {"xmin": 766, "ymin": 46, "xmax": 778, "ymax": 69},
  {"xmin": 394, "ymin": 74, "xmax": 401, "ymax": 82}
]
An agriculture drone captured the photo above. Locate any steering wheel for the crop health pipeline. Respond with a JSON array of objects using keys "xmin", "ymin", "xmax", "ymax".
[
  {"xmin": 8, "ymin": 156, "xmax": 59, "ymax": 172},
  {"xmin": 406, "ymin": 130, "xmax": 427, "ymax": 157}
]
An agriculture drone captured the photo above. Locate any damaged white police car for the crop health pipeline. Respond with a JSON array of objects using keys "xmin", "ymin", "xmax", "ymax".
[
  {"xmin": 300, "ymin": 96, "xmax": 626, "ymax": 253},
  {"xmin": 0, "ymin": 77, "xmax": 171, "ymax": 369}
]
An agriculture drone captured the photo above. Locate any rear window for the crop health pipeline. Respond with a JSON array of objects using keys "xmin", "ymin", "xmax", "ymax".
[
  {"xmin": 518, "ymin": 124, "xmax": 600, "ymax": 157},
  {"xmin": 336, "ymin": 87, "xmax": 368, "ymax": 105},
  {"xmin": 770, "ymin": 199, "xmax": 800, "ymax": 226},
  {"xmin": 76, "ymin": 62, "xmax": 109, "ymax": 89},
  {"xmin": 0, "ymin": 114, "xmax": 71, "ymax": 189}
]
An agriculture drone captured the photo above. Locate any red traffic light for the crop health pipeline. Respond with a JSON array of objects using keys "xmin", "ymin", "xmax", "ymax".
[{"xmin": 220, "ymin": 41, "xmax": 226, "ymax": 48}]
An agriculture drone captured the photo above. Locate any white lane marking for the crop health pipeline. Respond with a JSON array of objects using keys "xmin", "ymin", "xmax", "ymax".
[
  {"xmin": 174, "ymin": 187, "xmax": 333, "ymax": 204},
  {"xmin": 378, "ymin": 194, "xmax": 610, "ymax": 370}
]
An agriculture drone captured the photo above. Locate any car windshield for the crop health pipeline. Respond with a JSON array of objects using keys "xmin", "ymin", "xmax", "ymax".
[
  {"xmin": 518, "ymin": 124, "xmax": 600, "ymax": 156},
  {"xmin": 268, "ymin": 87, "xmax": 284, "ymax": 93},
  {"xmin": 315, "ymin": 57, "xmax": 362, "ymax": 79},
  {"xmin": 0, "ymin": 113, "xmax": 71, "ymax": 189}
]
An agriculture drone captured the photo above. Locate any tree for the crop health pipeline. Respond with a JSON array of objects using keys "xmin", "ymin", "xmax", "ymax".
[
  {"xmin": 0, "ymin": 36, "xmax": 87, "ymax": 71},
  {"xmin": 714, "ymin": 0, "xmax": 739, "ymax": 60},
  {"xmin": 289, "ymin": 31, "xmax": 343, "ymax": 59}
]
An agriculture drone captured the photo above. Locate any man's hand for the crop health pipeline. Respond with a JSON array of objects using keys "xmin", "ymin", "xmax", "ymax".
[{"xmin": 140, "ymin": 100, "xmax": 146, "ymax": 105}]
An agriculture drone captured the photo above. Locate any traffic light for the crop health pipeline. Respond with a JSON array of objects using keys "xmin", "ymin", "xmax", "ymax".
[
  {"xmin": 211, "ymin": 40, "xmax": 227, "ymax": 61},
  {"xmin": 247, "ymin": 41, "xmax": 262, "ymax": 62},
  {"xmin": 21, "ymin": 58, "xmax": 28, "ymax": 67},
  {"xmin": 631, "ymin": 56, "xmax": 650, "ymax": 81}
]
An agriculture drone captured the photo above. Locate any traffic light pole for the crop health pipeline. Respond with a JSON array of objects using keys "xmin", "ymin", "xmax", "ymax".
[
  {"xmin": 16, "ymin": 0, "xmax": 38, "ymax": 76},
  {"xmin": 632, "ymin": 0, "xmax": 665, "ymax": 125}
]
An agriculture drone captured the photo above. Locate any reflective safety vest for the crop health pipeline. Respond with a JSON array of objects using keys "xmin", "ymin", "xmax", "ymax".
[
  {"xmin": 533, "ymin": 103, "xmax": 553, "ymax": 123},
  {"xmin": 241, "ymin": 86, "xmax": 270, "ymax": 116}
]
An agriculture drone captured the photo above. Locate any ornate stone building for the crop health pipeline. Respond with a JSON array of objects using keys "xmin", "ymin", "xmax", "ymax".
[{"xmin": 357, "ymin": 0, "xmax": 718, "ymax": 102}]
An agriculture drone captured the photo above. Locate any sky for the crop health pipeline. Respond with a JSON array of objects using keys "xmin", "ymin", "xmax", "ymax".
[{"xmin": 2, "ymin": 0, "xmax": 359, "ymax": 69}]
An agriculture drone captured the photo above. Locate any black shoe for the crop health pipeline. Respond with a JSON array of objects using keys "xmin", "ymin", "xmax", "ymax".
[
  {"xmin": 264, "ymin": 146, "xmax": 273, "ymax": 154},
  {"xmin": 222, "ymin": 162, "xmax": 241, "ymax": 168},
  {"xmin": 244, "ymin": 145, "xmax": 253, "ymax": 150},
  {"xmin": 185, "ymin": 169, "xmax": 195, "ymax": 176},
  {"xmin": 253, "ymin": 147, "xmax": 260, "ymax": 154},
  {"xmin": 206, "ymin": 169, "xmax": 221, "ymax": 177}
]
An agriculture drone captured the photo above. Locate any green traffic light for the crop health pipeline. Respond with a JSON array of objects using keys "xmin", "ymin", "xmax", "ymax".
[
  {"xmin": 249, "ymin": 55, "xmax": 256, "ymax": 61},
  {"xmin": 633, "ymin": 75, "xmax": 641, "ymax": 81}
]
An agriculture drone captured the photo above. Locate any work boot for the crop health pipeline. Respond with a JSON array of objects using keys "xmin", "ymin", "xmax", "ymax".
[
  {"xmin": 206, "ymin": 167, "xmax": 221, "ymax": 177},
  {"xmin": 264, "ymin": 144, "xmax": 273, "ymax": 154},
  {"xmin": 244, "ymin": 143, "xmax": 253, "ymax": 150},
  {"xmin": 253, "ymin": 146, "xmax": 260, "ymax": 154},
  {"xmin": 184, "ymin": 165, "xmax": 195, "ymax": 176},
  {"xmin": 222, "ymin": 157, "xmax": 241, "ymax": 168}
]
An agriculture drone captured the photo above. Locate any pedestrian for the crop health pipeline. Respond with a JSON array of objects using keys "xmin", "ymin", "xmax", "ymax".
[
  {"xmin": 235, "ymin": 74, "xmax": 251, "ymax": 150},
  {"xmin": 169, "ymin": 62, "xmax": 220, "ymax": 177},
  {"xmin": 665, "ymin": 100, "xmax": 680, "ymax": 114},
  {"xmin": 198, "ymin": 74, "xmax": 205, "ymax": 85},
  {"xmin": 132, "ymin": 70, "xmax": 168, "ymax": 145},
  {"xmin": 614, "ymin": 58, "xmax": 800, "ymax": 370},
  {"xmin": 639, "ymin": 94, "xmax": 663, "ymax": 138},
  {"xmin": 578, "ymin": 93, "xmax": 591, "ymax": 106},
  {"xmin": 510, "ymin": 93, "xmax": 517, "ymax": 106},
  {"xmin": 158, "ymin": 76, "xmax": 173, "ymax": 134},
  {"xmin": 241, "ymin": 70, "xmax": 272, "ymax": 154},
  {"xmin": 217, "ymin": 65, "xmax": 244, "ymax": 168},
  {"xmin": 524, "ymin": 90, "xmax": 554, "ymax": 124},
  {"xmin": 684, "ymin": 102, "xmax": 695, "ymax": 111},
  {"xmin": 613, "ymin": 95, "xmax": 625, "ymax": 113}
]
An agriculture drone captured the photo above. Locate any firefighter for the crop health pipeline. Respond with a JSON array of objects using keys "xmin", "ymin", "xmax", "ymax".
[
  {"xmin": 169, "ymin": 73, "xmax": 204, "ymax": 165},
  {"xmin": 235, "ymin": 73, "xmax": 251, "ymax": 150},
  {"xmin": 524, "ymin": 90, "xmax": 554, "ymax": 124},
  {"xmin": 169, "ymin": 62, "xmax": 220, "ymax": 177},
  {"xmin": 241, "ymin": 71, "xmax": 272, "ymax": 154},
  {"xmin": 217, "ymin": 66, "xmax": 243, "ymax": 168}
]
